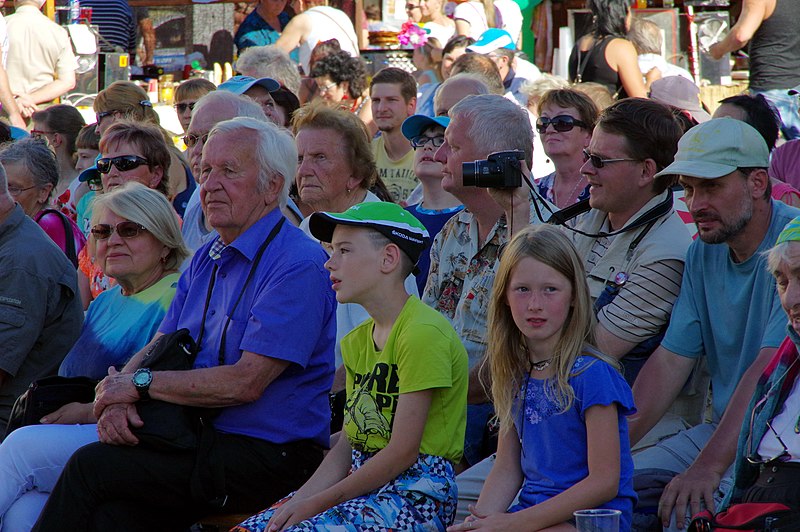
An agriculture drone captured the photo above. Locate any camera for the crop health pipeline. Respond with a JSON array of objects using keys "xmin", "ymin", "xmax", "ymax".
[{"xmin": 462, "ymin": 150, "xmax": 525, "ymax": 188}]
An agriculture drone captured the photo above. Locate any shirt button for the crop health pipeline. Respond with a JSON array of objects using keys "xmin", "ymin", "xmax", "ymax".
[
  {"xmin": 767, "ymin": 476, "xmax": 774, "ymax": 483},
  {"xmin": 772, "ymin": 465, "xmax": 779, "ymax": 473},
  {"xmin": 210, "ymin": 310, "xmax": 216, "ymax": 316}
]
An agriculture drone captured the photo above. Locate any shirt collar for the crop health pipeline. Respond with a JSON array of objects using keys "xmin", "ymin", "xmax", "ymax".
[{"xmin": 210, "ymin": 208, "xmax": 284, "ymax": 262}]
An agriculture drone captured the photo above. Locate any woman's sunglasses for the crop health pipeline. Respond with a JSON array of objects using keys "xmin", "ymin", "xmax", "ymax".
[
  {"xmin": 535, "ymin": 115, "xmax": 588, "ymax": 134},
  {"xmin": 96, "ymin": 155, "xmax": 150, "ymax": 174},
  {"xmin": 174, "ymin": 102, "xmax": 196, "ymax": 113},
  {"xmin": 91, "ymin": 221, "xmax": 148, "ymax": 240}
]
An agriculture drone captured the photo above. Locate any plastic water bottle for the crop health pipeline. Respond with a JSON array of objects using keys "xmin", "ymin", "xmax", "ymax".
[{"xmin": 69, "ymin": 0, "xmax": 80, "ymax": 24}]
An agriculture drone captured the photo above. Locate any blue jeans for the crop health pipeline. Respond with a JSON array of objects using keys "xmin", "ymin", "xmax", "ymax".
[{"xmin": 752, "ymin": 88, "xmax": 800, "ymax": 140}]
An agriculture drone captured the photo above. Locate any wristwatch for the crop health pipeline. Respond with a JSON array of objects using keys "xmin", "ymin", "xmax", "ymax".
[{"xmin": 132, "ymin": 368, "xmax": 153, "ymax": 400}]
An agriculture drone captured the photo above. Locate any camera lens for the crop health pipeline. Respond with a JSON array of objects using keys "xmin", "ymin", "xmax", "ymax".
[{"xmin": 461, "ymin": 162, "xmax": 480, "ymax": 187}]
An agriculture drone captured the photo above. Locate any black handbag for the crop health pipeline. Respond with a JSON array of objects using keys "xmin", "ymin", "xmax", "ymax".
[
  {"xmin": 4, "ymin": 376, "xmax": 98, "ymax": 438},
  {"xmin": 131, "ymin": 329, "xmax": 202, "ymax": 451}
]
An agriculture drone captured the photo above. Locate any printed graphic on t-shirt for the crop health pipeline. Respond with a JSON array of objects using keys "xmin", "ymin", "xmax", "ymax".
[{"xmin": 345, "ymin": 362, "xmax": 399, "ymax": 450}]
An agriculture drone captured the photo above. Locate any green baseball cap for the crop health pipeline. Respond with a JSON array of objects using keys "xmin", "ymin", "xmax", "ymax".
[
  {"xmin": 654, "ymin": 117, "xmax": 770, "ymax": 179},
  {"xmin": 309, "ymin": 202, "xmax": 430, "ymax": 269}
]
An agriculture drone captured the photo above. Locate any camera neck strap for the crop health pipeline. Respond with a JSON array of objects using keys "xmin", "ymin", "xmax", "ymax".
[{"xmin": 547, "ymin": 192, "xmax": 674, "ymax": 239}]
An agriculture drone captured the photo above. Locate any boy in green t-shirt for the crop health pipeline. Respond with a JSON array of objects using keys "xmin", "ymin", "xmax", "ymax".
[{"xmin": 233, "ymin": 201, "xmax": 468, "ymax": 532}]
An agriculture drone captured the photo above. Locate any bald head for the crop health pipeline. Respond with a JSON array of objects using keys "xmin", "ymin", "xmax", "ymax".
[
  {"xmin": 187, "ymin": 91, "xmax": 267, "ymax": 177},
  {"xmin": 434, "ymin": 73, "xmax": 491, "ymax": 117}
]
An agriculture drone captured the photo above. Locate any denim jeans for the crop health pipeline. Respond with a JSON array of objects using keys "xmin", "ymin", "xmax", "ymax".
[{"xmin": 752, "ymin": 88, "xmax": 800, "ymax": 140}]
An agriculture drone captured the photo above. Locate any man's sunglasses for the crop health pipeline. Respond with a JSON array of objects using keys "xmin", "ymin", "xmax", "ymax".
[
  {"xmin": 410, "ymin": 135, "xmax": 445, "ymax": 149},
  {"xmin": 174, "ymin": 102, "xmax": 196, "ymax": 113},
  {"xmin": 91, "ymin": 221, "xmax": 148, "ymax": 240},
  {"xmin": 96, "ymin": 155, "xmax": 150, "ymax": 174},
  {"xmin": 183, "ymin": 133, "xmax": 209, "ymax": 148},
  {"xmin": 582, "ymin": 149, "xmax": 639, "ymax": 169},
  {"xmin": 535, "ymin": 115, "xmax": 588, "ymax": 134}
]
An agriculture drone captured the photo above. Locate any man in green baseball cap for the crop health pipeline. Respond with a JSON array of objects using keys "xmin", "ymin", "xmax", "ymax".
[{"xmin": 630, "ymin": 117, "xmax": 800, "ymax": 529}]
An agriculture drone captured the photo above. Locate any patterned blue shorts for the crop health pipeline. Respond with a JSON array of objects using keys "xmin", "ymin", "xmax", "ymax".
[{"xmin": 232, "ymin": 450, "xmax": 457, "ymax": 531}]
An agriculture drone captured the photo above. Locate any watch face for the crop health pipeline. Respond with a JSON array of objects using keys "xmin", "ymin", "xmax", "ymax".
[{"xmin": 133, "ymin": 370, "xmax": 151, "ymax": 387}]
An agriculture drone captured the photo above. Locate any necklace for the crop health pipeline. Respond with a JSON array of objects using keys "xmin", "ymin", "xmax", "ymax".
[
  {"xmin": 531, "ymin": 358, "xmax": 552, "ymax": 371},
  {"xmin": 553, "ymin": 175, "xmax": 585, "ymax": 208}
]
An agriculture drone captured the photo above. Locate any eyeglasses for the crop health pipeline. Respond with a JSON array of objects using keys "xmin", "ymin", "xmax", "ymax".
[
  {"xmin": 7, "ymin": 184, "xmax": 38, "ymax": 196},
  {"xmin": 96, "ymin": 155, "xmax": 150, "ymax": 174},
  {"xmin": 411, "ymin": 135, "xmax": 445, "ymax": 149},
  {"xmin": 582, "ymin": 149, "xmax": 640, "ymax": 169},
  {"xmin": 317, "ymin": 81, "xmax": 338, "ymax": 94},
  {"xmin": 745, "ymin": 394, "xmax": 792, "ymax": 465},
  {"xmin": 405, "ymin": 3, "xmax": 421, "ymax": 10},
  {"xmin": 30, "ymin": 129, "xmax": 56, "ymax": 140},
  {"xmin": 95, "ymin": 110, "xmax": 119, "ymax": 124},
  {"xmin": 535, "ymin": 115, "xmax": 588, "ymax": 134},
  {"xmin": 183, "ymin": 132, "xmax": 209, "ymax": 148},
  {"xmin": 173, "ymin": 102, "xmax": 196, "ymax": 113},
  {"xmin": 91, "ymin": 221, "xmax": 148, "ymax": 240}
]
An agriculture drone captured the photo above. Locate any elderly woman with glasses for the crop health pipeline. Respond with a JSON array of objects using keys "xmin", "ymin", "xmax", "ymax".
[
  {"xmin": 308, "ymin": 51, "xmax": 375, "ymax": 135},
  {"xmin": 0, "ymin": 138, "xmax": 86, "ymax": 266},
  {"xmin": 714, "ymin": 218, "xmax": 800, "ymax": 518},
  {"xmin": 0, "ymin": 182, "xmax": 190, "ymax": 532},
  {"xmin": 535, "ymin": 89, "xmax": 599, "ymax": 209},
  {"xmin": 77, "ymin": 120, "xmax": 172, "ymax": 309}
]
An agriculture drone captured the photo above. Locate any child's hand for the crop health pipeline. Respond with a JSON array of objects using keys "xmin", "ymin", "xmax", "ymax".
[
  {"xmin": 266, "ymin": 495, "xmax": 323, "ymax": 531},
  {"xmin": 447, "ymin": 510, "xmax": 515, "ymax": 531}
]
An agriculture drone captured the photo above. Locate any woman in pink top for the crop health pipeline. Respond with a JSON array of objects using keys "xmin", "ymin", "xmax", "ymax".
[{"xmin": 0, "ymin": 138, "xmax": 85, "ymax": 266}]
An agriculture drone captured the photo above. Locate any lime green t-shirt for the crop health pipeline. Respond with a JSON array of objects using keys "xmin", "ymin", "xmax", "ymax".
[
  {"xmin": 342, "ymin": 295, "xmax": 468, "ymax": 464},
  {"xmin": 371, "ymin": 135, "xmax": 417, "ymax": 203}
]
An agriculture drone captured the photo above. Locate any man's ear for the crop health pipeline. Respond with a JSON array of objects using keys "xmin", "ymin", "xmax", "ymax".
[
  {"xmin": 638, "ymin": 157, "xmax": 657, "ymax": 188},
  {"xmin": 748, "ymin": 168, "xmax": 770, "ymax": 200}
]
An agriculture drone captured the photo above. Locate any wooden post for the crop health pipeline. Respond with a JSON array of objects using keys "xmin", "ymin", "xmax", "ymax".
[{"xmin": 44, "ymin": 0, "xmax": 55, "ymax": 20}]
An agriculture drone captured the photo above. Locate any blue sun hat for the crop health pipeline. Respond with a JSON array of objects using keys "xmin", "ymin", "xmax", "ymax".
[
  {"xmin": 467, "ymin": 28, "xmax": 515, "ymax": 54},
  {"xmin": 309, "ymin": 202, "xmax": 431, "ymax": 272},
  {"xmin": 401, "ymin": 115, "xmax": 450, "ymax": 141},
  {"xmin": 218, "ymin": 75, "xmax": 280, "ymax": 95},
  {"xmin": 78, "ymin": 154, "xmax": 102, "ymax": 185}
]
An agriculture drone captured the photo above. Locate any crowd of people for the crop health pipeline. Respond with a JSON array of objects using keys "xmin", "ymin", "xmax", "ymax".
[{"xmin": 0, "ymin": 0, "xmax": 799, "ymax": 530}]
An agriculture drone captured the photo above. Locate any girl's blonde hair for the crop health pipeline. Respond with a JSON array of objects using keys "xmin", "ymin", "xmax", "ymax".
[{"xmin": 485, "ymin": 225, "xmax": 598, "ymax": 433}]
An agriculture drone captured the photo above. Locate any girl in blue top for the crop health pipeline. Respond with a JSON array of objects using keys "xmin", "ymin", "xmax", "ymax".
[{"xmin": 450, "ymin": 225, "xmax": 636, "ymax": 531}]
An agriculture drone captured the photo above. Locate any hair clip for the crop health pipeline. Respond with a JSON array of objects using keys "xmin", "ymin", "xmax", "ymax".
[{"xmin": 140, "ymin": 100, "xmax": 153, "ymax": 108}]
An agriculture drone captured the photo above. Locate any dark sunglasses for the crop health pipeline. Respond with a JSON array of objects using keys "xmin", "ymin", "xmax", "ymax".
[
  {"xmin": 96, "ymin": 155, "xmax": 150, "ymax": 174},
  {"xmin": 535, "ymin": 115, "xmax": 588, "ymax": 134},
  {"xmin": 91, "ymin": 221, "xmax": 148, "ymax": 240},
  {"xmin": 174, "ymin": 102, "xmax": 196, "ymax": 113},
  {"xmin": 411, "ymin": 135, "xmax": 445, "ymax": 149},
  {"xmin": 95, "ymin": 110, "xmax": 119, "ymax": 123},
  {"xmin": 582, "ymin": 149, "xmax": 639, "ymax": 169},
  {"xmin": 183, "ymin": 133, "xmax": 209, "ymax": 148}
]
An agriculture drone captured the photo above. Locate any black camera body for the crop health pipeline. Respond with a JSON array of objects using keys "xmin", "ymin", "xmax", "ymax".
[{"xmin": 462, "ymin": 150, "xmax": 525, "ymax": 188}]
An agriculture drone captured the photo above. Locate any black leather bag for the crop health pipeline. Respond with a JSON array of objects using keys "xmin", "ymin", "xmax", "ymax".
[
  {"xmin": 132, "ymin": 329, "xmax": 203, "ymax": 451},
  {"xmin": 4, "ymin": 376, "xmax": 98, "ymax": 438}
]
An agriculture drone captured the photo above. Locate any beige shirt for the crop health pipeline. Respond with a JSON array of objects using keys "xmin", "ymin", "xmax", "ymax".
[{"xmin": 6, "ymin": 5, "xmax": 78, "ymax": 96}]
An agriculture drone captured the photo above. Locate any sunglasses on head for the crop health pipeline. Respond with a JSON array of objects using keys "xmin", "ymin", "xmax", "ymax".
[
  {"xmin": 174, "ymin": 102, "xmax": 196, "ymax": 113},
  {"xmin": 535, "ymin": 115, "xmax": 588, "ymax": 134},
  {"xmin": 91, "ymin": 221, "xmax": 148, "ymax": 240},
  {"xmin": 410, "ymin": 135, "xmax": 445, "ymax": 149},
  {"xmin": 95, "ymin": 110, "xmax": 119, "ymax": 123},
  {"xmin": 96, "ymin": 155, "xmax": 150, "ymax": 174},
  {"xmin": 582, "ymin": 149, "xmax": 640, "ymax": 169}
]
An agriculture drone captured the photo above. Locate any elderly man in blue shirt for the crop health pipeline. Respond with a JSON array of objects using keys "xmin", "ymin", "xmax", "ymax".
[{"xmin": 32, "ymin": 117, "xmax": 337, "ymax": 531}]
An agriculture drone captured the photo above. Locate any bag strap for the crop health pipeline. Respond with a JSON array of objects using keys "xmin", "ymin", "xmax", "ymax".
[{"xmin": 217, "ymin": 217, "xmax": 285, "ymax": 366}]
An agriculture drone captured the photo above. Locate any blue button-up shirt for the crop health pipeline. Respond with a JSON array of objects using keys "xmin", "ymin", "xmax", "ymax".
[{"xmin": 160, "ymin": 208, "xmax": 336, "ymax": 447}]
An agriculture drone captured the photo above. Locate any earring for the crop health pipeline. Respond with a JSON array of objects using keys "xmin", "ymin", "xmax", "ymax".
[{"xmin": 346, "ymin": 188, "xmax": 351, "ymax": 194}]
